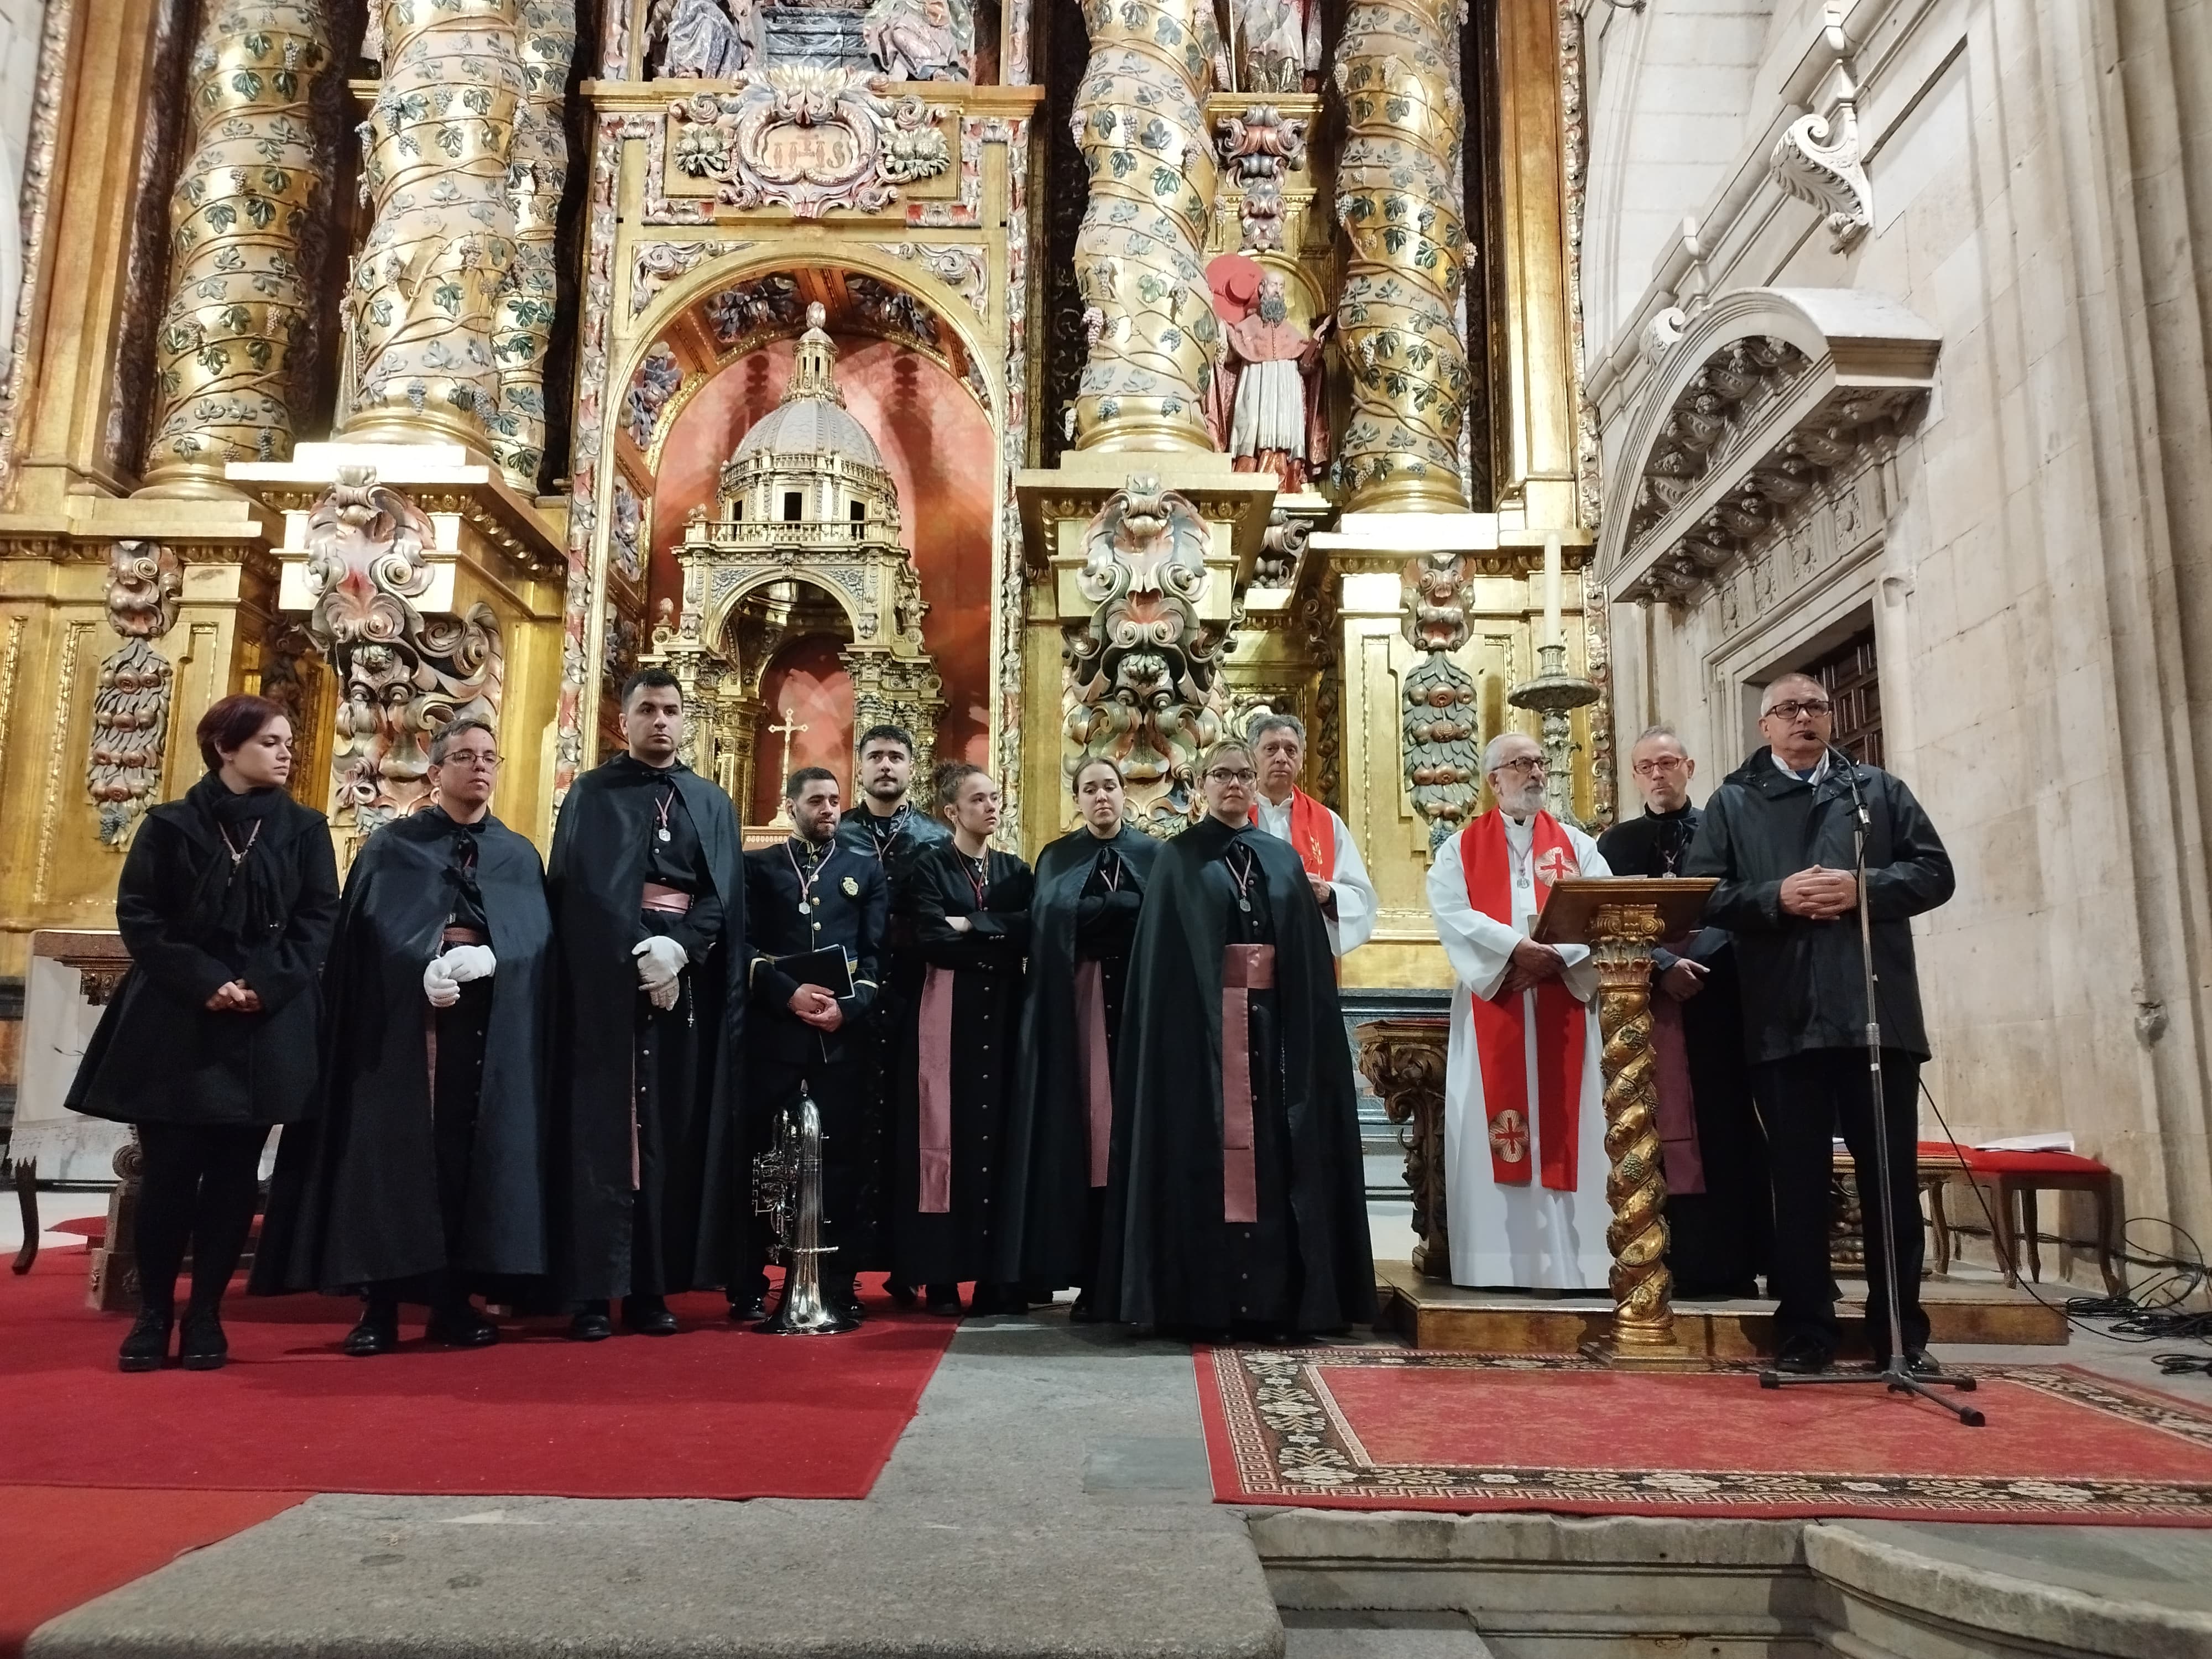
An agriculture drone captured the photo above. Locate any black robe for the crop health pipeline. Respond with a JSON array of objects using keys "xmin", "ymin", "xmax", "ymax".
[
  {"xmin": 1097, "ymin": 815, "xmax": 1375, "ymax": 1334},
  {"xmin": 1597, "ymin": 804, "xmax": 1770, "ymax": 1297},
  {"xmin": 997, "ymin": 825, "xmax": 1160, "ymax": 1288},
  {"xmin": 255, "ymin": 807, "xmax": 553, "ymax": 1295},
  {"xmin": 893, "ymin": 841, "xmax": 1032, "ymax": 1286},
  {"xmin": 837, "ymin": 800, "xmax": 951, "ymax": 1270},
  {"xmin": 549, "ymin": 754, "xmax": 747, "ymax": 1301}
]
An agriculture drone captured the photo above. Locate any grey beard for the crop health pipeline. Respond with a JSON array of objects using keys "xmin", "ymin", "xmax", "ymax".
[{"xmin": 1258, "ymin": 293, "xmax": 1288, "ymax": 324}]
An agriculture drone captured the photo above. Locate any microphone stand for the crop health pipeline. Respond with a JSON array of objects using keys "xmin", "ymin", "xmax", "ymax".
[{"xmin": 1757, "ymin": 743, "xmax": 1984, "ymax": 1425}]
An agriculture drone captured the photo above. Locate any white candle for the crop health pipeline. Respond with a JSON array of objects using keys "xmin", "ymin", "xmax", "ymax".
[{"xmin": 1542, "ymin": 533, "xmax": 1563, "ymax": 648}]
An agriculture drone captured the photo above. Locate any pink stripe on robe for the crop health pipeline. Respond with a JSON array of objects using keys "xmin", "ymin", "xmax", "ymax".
[
  {"xmin": 1075, "ymin": 959, "xmax": 1112, "ymax": 1188},
  {"xmin": 917, "ymin": 964, "xmax": 956, "ymax": 1212},
  {"xmin": 1220, "ymin": 944, "xmax": 1275, "ymax": 1224}
]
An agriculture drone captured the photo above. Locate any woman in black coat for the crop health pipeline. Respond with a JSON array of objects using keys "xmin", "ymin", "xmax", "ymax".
[
  {"xmin": 996, "ymin": 757, "xmax": 1160, "ymax": 1315},
  {"xmin": 67, "ymin": 693, "xmax": 340, "ymax": 1372},
  {"xmin": 893, "ymin": 763, "xmax": 1032, "ymax": 1316}
]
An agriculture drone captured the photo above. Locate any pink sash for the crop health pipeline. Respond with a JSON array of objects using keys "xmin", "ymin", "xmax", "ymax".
[
  {"xmin": 1075, "ymin": 959, "xmax": 1113, "ymax": 1188},
  {"xmin": 917, "ymin": 964, "xmax": 956, "ymax": 1212},
  {"xmin": 1220, "ymin": 944, "xmax": 1275, "ymax": 1224},
  {"xmin": 1650, "ymin": 972, "xmax": 1705, "ymax": 1196}
]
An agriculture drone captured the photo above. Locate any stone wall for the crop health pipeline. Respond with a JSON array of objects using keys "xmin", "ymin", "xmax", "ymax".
[
  {"xmin": 1584, "ymin": 0, "xmax": 2212, "ymax": 1262},
  {"xmin": 0, "ymin": 0, "xmax": 44, "ymax": 396}
]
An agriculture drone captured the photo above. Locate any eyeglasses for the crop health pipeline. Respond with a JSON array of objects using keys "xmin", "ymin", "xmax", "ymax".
[
  {"xmin": 1763, "ymin": 699, "xmax": 1832, "ymax": 720},
  {"xmin": 1491, "ymin": 756, "xmax": 1546, "ymax": 776},
  {"xmin": 1632, "ymin": 755, "xmax": 1687, "ymax": 776},
  {"xmin": 1205, "ymin": 768, "xmax": 1258, "ymax": 785},
  {"xmin": 442, "ymin": 751, "xmax": 502, "ymax": 769}
]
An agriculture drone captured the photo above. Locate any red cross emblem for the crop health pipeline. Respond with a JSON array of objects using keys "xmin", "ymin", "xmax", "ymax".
[
  {"xmin": 1533, "ymin": 846, "xmax": 1575, "ymax": 885},
  {"xmin": 1488, "ymin": 1109, "xmax": 1529, "ymax": 1164}
]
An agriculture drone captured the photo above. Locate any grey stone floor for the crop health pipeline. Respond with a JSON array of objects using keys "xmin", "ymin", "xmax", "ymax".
[{"xmin": 22, "ymin": 1274, "xmax": 2212, "ymax": 1659}]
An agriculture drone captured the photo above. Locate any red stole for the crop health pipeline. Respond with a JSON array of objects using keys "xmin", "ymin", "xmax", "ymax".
[
  {"xmin": 1460, "ymin": 810, "xmax": 1586, "ymax": 1191},
  {"xmin": 1286, "ymin": 789, "xmax": 1334, "ymax": 878}
]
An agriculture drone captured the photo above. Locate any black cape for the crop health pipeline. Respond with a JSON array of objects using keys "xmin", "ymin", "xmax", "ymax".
[
  {"xmin": 255, "ymin": 808, "xmax": 554, "ymax": 1293},
  {"xmin": 1597, "ymin": 805, "xmax": 1768, "ymax": 1296},
  {"xmin": 1097, "ymin": 815, "xmax": 1375, "ymax": 1332},
  {"xmin": 997, "ymin": 824, "xmax": 1160, "ymax": 1286},
  {"xmin": 549, "ymin": 756, "xmax": 748, "ymax": 1299}
]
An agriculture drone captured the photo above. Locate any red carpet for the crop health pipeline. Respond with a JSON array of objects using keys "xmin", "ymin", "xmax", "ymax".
[
  {"xmin": 0, "ymin": 1486, "xmax": 301, "ymax": 1659},
  {"xmin": 2, "ymin": 1250, "xmax": 954, "ymax": 1500},
  {"xmin": 1197, "ymin": 1347, "xmax": 2212, "ymax": 1524}
]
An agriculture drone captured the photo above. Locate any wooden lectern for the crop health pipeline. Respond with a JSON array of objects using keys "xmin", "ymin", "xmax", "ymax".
[{"xmin": 1534, "ymin": 877, "xmax": 1718, "ymax": 1369}]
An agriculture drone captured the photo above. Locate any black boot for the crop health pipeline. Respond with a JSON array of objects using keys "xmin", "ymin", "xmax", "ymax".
[
  {"xmin": 343, "ymin": 1297, "xmax": 401, "ymax": 1357},
  {"xmin": 621, "ymin": 1293, "xmax": 679, "ymax": 1335},
  {"xmin": 568, "ymin": 1298, "xmax": 614, "ymax": 1341},
  {"xmin": 179, "ymin": 1303, "xmax": 228, "ymax": 1371},
  {"xmin": 118, "ymin": 1305, "xmax": 173, "ymax": 1373},
  {"xmin": 426, "ymin": 1300, "xmax": 498, "ymax": 1348}
]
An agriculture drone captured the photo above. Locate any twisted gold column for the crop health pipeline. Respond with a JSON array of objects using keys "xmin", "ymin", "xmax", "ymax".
[
  {"xmin": 139, "ymin": 0, "xmax": 333, "ymax": 495},
  {"xmin": 1069, "ymin": 0, "xmax": 1219, "ymax": 451},
  {"xmin": 1585, "ymin": 901, "xmax": 1701, "ymax": 1368},
  {"xmin": 1332, "ymin": 0, "xmax": 1469, "ymax": 512},
  {"xmin": 342, "ymin": 0, "xmax": 526, "ymax": 452},
  {"xmin": 489, "ymin": 0, "xmax": 574, "ymax": 492}
]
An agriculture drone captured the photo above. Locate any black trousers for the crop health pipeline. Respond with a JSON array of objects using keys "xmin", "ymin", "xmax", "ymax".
[
  {"xmin": 1756, "ymin": 1047, "xmax": 1928, "ymax": 1358},
  {"xmin": 738, "ymin": 1051, "xmax": 865, "ymax": 1300},
  {"xmin": 371, "ymin": 981, "xmax": 489, "ymax": 1312},
  {"xmin": 135, "ymin": 1121, "xmax": 269, "ymax": 1315}
]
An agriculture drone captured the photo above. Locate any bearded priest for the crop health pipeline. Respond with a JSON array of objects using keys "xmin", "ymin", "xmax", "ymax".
[
  {"xmin": 1246, "ymin": 713, "xmax": 1375, "ymax": 958},
  {"xmin": 1427, "ymin": 731, "xmax": 1614, "ymax": 1290}
]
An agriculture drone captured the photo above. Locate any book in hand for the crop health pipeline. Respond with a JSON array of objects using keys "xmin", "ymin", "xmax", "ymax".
[{"xmin": 776, "ymin": 946, "xmax": 855, "ymax": 1000}]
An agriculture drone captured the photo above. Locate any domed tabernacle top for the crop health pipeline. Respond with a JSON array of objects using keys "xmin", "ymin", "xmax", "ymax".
[{"xmin": 731, "ymin": 301, "xmax": 884, "ymax": 470}]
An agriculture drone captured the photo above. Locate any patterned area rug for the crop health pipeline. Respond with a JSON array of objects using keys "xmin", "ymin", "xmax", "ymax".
[{"xmin": 1196, "ymin": 1347, "xmax": 2212, "ymax": 1524}]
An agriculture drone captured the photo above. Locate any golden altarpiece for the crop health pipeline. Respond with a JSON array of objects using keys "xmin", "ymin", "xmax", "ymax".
[{"xmin": 0, "ymin": 0, "xmax": 1611, "ymax": 1029}]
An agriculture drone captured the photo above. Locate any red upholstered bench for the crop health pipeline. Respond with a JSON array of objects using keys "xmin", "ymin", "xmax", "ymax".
[{"xmin": 1919, "ymin": 1141, "xmax": 2121, "ymax": 1294}]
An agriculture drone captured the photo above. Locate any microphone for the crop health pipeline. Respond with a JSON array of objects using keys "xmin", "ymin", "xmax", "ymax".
[{"xmin": 1827, "ymin": 742, "xmax": 1870, "ymax": 828}]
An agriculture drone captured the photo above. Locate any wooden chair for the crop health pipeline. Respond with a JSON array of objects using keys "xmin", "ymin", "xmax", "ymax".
[{"xmin": 1919, "ymin": 1141, "xmax": 2122, "ymax": 1295}]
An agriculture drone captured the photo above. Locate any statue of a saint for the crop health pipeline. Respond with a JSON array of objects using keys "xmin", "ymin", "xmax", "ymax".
[
  {"xmin": 863, "ymin": 0, "xmax": 972, "ymax": 81},
  {"xmin": 1218, "ymin": 0, "xmax": 1319, "ymax": 93},
  {"xmin": 655, "ymin": 0, "xmax": 750, "ymax": 79},
  {"xmin": 1207, "ymin": 269, "xmax": 1331, "ymax": 495}
]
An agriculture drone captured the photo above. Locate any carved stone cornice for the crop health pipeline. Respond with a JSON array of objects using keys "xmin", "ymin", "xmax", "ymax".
[{"xmin": 1599, "ymin": 288, "xmax": 1938, "ymax": 606}]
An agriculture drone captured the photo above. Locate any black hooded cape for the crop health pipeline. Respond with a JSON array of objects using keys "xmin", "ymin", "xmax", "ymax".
[
  {"xmin": 548, "ymin": 757, "xmax": 748, "ymax": 1300},
  {"xmin": 254, "ymin": 809, "xmax": 554, "ymax": 1293},
  {"xmin": 996, "ymin": 823, "xmax": 1162, "ymax": 1286},
  {"xmin": 1096, "ymin": 815, "xmax": 1375, "ymax": 1333}
]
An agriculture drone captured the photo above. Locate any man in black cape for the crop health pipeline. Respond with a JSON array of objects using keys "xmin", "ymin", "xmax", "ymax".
[
  {"xmin": 1596, "ymin": 725, "xmax": 1767, "ymax": 1298},
  {"xmin": 739, "ymin": 765, "xmax": 888, "ymax": 1319},
  {"xmin": 549, "ymin": 667, "xmax": 747, "ymax": 1339},
  {"xmin": 1097, "ymin": 741, "xmax": 1375, "ymax": 1337},
  {"xmin": 254, "ymin": 718, "xmax": 552, "ymax": 1351},
  {"xmin": 834, "ymin": 723, "xmax": 949, "ymax": 1301},
  {"xmin": 997, "ymin": 758, "xmax": 1160, "ymax": 1309}
]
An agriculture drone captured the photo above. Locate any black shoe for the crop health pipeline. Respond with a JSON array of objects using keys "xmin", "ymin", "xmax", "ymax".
[
  {"xmin": 179, "ymin": 1307, "xmax": 228, "ymax": 1371},
  {"xmin": 731, "ymin": 1293, "xmax": 770, "ymax": 1322},
  {"xmin": 118, "ymin": 1306, "xmax": 173, "ymax": 1372},
  {"xmin": 1772, "ymin": 1337, "xmax": 1834, "ymax": 1375},
  {"xmin": 828, "ymin": 1276, "xmax": 864, "ymax": 1318},
  {"xmin": 568, "ymin": 1301, "xmax": 614, "ymax": 1342},
  {"xmin": 1068, "ymin": 1291, "xmax": 1100, "ymax": 1324},
  {"xmin": 885, "ymin": 1279, "xmax": 918, "ymax": 1309},
  {"xmin": 1891, "ymin": 1348, "xmax": 1940, "ymax": 1379},
  {"xmin": 924, "ymin": 1284, "xmax": 962, "ymax": 1316},
  {"xmin": 426, "ymin": 1304, "xmax": 499, "ymax": 1348},
  {"xmin": 622, "ymin": 1294, "xmax": 679, "ymax": 1335},
  {"xmin": 343, "ymin": 1301, "xmax": 401, "ymax": 1357}
]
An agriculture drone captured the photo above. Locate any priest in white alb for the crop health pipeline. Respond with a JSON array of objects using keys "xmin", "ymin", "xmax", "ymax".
[
  {"xmin": 1428, "ymin": 732, "xmax": 1613, "ymax": 1289},
  {"xmin": 1248, "ymin": 713, "xmax": 1375, "ymax": 957}
]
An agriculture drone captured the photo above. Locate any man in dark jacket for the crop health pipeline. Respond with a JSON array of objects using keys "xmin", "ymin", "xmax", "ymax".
[{"xmin": 1684, "ymin": 674, "xmax": 1954, "ymax": 1375}]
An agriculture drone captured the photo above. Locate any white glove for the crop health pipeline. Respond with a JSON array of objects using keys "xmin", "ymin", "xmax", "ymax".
[
  {"xmin": 633, "ymin": 935, "xmax": 688, "ymax": 1000},
  {"xmin": 422, "ymin": 956, "xmax": 461, "ymax": 1009},
  {"xmin": 441, "ymin": 945, "xmax": 497, "ymax": 984}
]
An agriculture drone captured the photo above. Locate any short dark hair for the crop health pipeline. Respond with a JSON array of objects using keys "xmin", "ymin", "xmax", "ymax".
[
  {"xmin": 429, "ymin": 716, "xmax": 497, "ymax": 767},
  {"xmin": 620, "ymin": 666, "xmax": 681, "ymax": 709},
  {"xmin": 786, "ymin": 765, "xmax": 838, "ymax": 800},
  {"xmin": 931, "ymin": 760, "xmax": 988, "ymax": 815},
  {"xmin": 197, "ymin": 693, "xmax": 286, "ymax": 773},
  {"xmin": 857, "ymin": 723, "xmax": 915, "ymax": 758},
  {"xmin": 1070, "ymin": 755, "xmax": 1123, "ymax": 795}
]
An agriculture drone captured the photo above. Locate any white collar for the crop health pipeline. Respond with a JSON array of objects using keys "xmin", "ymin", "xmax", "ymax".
[{"xmin": 1771, "ymin": 750, "xmax": 1830, "ymax": 785}]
